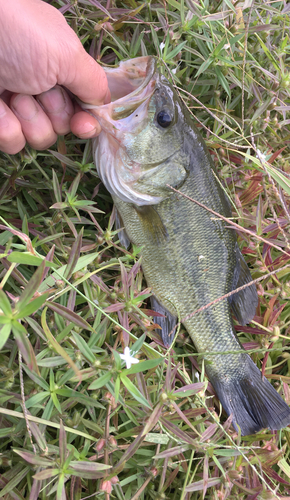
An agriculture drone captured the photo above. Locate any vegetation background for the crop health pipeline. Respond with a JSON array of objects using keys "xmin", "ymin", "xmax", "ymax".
[{"xmin": 1, "ymin": 0, "xmax": 290, "ymax": 498}]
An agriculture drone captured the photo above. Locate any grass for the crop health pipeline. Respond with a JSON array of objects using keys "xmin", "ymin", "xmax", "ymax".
[{"xmin": 1, "ymin": 0, "xmax": 290, "ymax": 498}]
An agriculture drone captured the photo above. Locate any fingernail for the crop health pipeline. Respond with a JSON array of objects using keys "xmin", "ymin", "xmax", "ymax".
[
  {"xmin": 37, "ymin": 87, "xmax": 66, "ymax": 113},
  {"xmin": 78, "ymin": 121, "xmax": 97, "ymax": 137},
  {"xmin": 12, "ymin": 95, "xmax": 38, "ymax": 120},
  {"xmin": 0, "ymin": 100, "xmax": 6, "ymax": 118}
]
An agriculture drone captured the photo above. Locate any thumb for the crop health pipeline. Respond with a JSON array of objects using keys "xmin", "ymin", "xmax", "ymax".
[{"xmin": 60, "ymin": 48, "xmax": 110, "ymax": 106}]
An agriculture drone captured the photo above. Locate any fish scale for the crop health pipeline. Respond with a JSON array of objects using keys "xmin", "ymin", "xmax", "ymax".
[
  {"xmin": 82, "ymin": 56, "xmax": 290, "ymax": 435},
  {"xmin": 113, "ymin": 166, "xmax": 239, "ymax": 360}
]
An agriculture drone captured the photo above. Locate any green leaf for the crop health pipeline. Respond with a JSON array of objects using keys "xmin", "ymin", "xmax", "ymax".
[
  {"xmin": 122, "ymin": 358, "xmax": 163, "ymax": 376},
  {"xmin": 13, "ymin": 449, "xmax": 52, "ymax": 467},
  {"xmin": 120, "ymin": 374, "xmax": 151, "ymax": 409},
  {"xmin": 278, "ymin": 457, "xmax": 290, "ymax": 480},
  {"xmin": 46, "ymin": 302, "xmax": 94, "ymax": 332},
  {"xmin": 195, "ymin": 57, "xmax": 214, "ymax": 78},
  {"xmin": 7, "ymin": 252, "xmax": 52, "ymax": 266},
  {"xmin": 14, "ymin": 293, "xmax": 48, "ymax": 320},
  {"xmin": 215, "ymin": 66, "xmax": 231, "ymax": 98},
  {"xmin": 71, "ymin": 331, "xmax": 96, "ymax": 363},
  {"xmin": 57, "ymin": 390, "xmax": 105, "ymax": 409},
  {"xmin": 113, "ymin": 349, "xmax": 122, "ymax": 371},
  {"xmin": 63, "ymin": 447, "xmax": 75, "ymax": 470},
  {"xmin": 131, "ymin": 333, "xmax": 146, "ymax": 354},
  {"xmin": 265, "ymin": 164, "xmax": 290, "ymax": 196},
  {"xmin": 17, "ymin": 260, "xmax": 47, "ymax": 311},
  {"xmin": 165, "ymin": 40, "xmax": 187, "ymax": 61},
  {"xmin": 0, "ymin": 465, "xmax": 30, "ymax": 498},
  {"xmin": 214, "ymin": 449, "xmax": 244, "ymax": 457},
  {"xmin": 25, "ymin": 391, "xmax": 50, "ymax": 409},
  {"xmin": 185, "ymin": 477, "xmax": 221, "ymax": 492},
  {"xmin": 239, "ymin": 152, "xmax": 290, "ymax": 196},
  {"xmin": 0, "ymin": 316, "xmax": 12, "ymax": 324},
  {"xmin": 63, "ymin": 228, "xmax": 83, "ymax": 280},
  {"xmin": 12, "ymin": 320, "xmax": 39, "ymax": 373},
  {"xmin": 33, "ymin": 468, "xmax": 60, "ymax": 480},
  {"xmin": 88, "ymin": 371, "xmax": 112, "ymax": 390},
  {"xmin": 0, "ymin": 289, "xmax": 12, "ymax": 316},
  {"xmin": 59, "ymin": 420, "xmax": 67, "ymax": 465},
  {"xmin": 50, "ymin": 202, "xmax": 69, "ymax": 209},
  {"xmin": 115, "ymin": 375, "xmax": 120, "ymax": 402},
  {"xmin": 48, "ymin": 150, "xmax": 80, "ymax": 167},
  {"xmin": 166, "ymin": 0, "xmax": 180, "ymax": 9},
  {"xmin": 51, "ymin": 391, "xmax": 62, "ymax": 413},
  {"xmin": 34, "ymin": 233, "xmax": 67, "ymax": 248},
  {"xmin": 145, "ymin": 433, "xmax": 170, "ymax": 445},
  {"xmin": 23, "ymin": 365, "xmax": 50, "ymax": 391},
  {"xmin": 255, "ymin": 33, "xmax": 280, "ymax": 72},
  {"xmin": 52, "ymin": 169, "xmax": 62, "ymax": 203},
  {"xmin": 39, "ymin": 252, "xmax": 100, "ymax": 292},
  {"xmin": 41, "ymin": 307, "xmax": 80, "ymax": 378},
  {"xmin": 68, "ymin": 461, "xmax": 111, "ymax": 479},
  {"xmin": 73, "ymin": 200, "xmax": 99, "ymax": 207},
  {"xmin": 0, "ymin": 323, "xmax": 12, "ymax": 350}
]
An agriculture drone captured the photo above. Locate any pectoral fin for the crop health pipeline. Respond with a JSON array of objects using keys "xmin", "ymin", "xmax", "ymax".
[
  {"xmin": 150, "ymin": 296, "xmax": 177, "ymax": 348},
  {"xmin": 134, "ymin": 205, "xmax": 168, "ymax": 245},
  {"xmin": 115, "ymin": 209, "xmax": 131, "ymax": 249},
  {"xmin": 228, "ymin": 244, "xmax": 258, "ymax": 325}
]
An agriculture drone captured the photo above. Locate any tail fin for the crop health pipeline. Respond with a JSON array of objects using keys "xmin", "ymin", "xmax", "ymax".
[{"xmin": 210, "ymin": 356, "xmax": 290, "ymax": 435}]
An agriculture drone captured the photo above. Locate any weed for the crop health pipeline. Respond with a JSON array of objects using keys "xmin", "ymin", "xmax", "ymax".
[{"xmin": 1, "ymin": 1, "xmax": 290, "ymax": 499}]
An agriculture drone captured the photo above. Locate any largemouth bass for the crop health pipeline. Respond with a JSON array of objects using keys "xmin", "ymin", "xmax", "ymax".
[{"xmin": 83, "ymin": 56, "xmax": 290, "ymax": 435}]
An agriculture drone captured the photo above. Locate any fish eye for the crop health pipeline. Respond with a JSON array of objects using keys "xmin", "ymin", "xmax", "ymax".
[{"xmin": 156, "ymin": 110, "xmax": 172, "ymax": 128}]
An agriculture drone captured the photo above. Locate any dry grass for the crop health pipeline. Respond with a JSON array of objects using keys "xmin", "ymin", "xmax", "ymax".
[{"xmin": 1, "ymin": 1, "xmax": 290, "ymax": 499}]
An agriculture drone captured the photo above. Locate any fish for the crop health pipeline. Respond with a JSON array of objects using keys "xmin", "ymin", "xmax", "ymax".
[{"xmin": 82, "ymin": 56, "xmax": 290, "ymax": 435}]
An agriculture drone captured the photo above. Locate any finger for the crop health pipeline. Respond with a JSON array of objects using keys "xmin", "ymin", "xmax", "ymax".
[
  {"xmin": 70, "ymin": 111, "xmax": 102, "ymax": 139},
  {"xmin": 0, "ymin": 98, "xmax": 26, "ymax": 154},
  {"xmin": 60, "ymin": 49, "xmax": 110, "ymax": 106},
  {"xmin": 36, "ymin": 86, "xmax": 74, "ymax": 135},
  {"xmin": 10, "ymin": 94, "xmax": 57, "ymax": 150},
  {"xmin": 0, "ymin": 90, "xmax": 13, "ymax": 106}
]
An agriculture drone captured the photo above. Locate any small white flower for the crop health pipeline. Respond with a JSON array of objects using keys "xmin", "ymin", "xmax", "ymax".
[
  {"xmin": 160, "ymin": 42, "xmax": 166, "ymax": 53},
  {"xmin": 120, "ymin": 347, "xmax": 139, "ymax": 369},
  {"xmin": 224, "ymin": 43, "xmax": 230, "ymax": 50},
  {"xmin": 172, "ymin": 67, "xmax": 177, "ymax": 74}
]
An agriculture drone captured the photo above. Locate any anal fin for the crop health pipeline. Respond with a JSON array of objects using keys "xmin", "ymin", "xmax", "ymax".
[
  {"xmin": 228, "ymin": 244, "xmax": 258, "ymax": 325},
  {"xmin": 151, "ymin": 296, "xmax": 177, "ymax": 348}
]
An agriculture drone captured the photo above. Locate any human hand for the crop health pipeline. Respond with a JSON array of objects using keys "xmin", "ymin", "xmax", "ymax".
[{"xmin": 0, "ymin": 0, "xmax": 110, "ymax": 154}]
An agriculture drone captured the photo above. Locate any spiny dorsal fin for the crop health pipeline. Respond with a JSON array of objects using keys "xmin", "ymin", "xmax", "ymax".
[
  {"xmin": 228, "ymin": 244, "xmax": 258, "ymax": 325},
  {"xmin": 134, "ymin": 205, "xmax": 168, "ymax": 245}
]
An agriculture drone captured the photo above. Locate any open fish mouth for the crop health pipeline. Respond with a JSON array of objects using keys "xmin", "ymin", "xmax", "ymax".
[
  {"xmin": 83, "ymin": 56, "xmax": 156, "ymax": 115},
  {"xmin": 82, "ymin": 56, "xmax": 157, "ymax": 127},
  {"xmin": 81, "ymin": 56, "xmax": 165, "ymax": 205}
]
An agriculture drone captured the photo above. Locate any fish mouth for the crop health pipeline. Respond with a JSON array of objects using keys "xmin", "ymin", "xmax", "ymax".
[
  {"xmin": 81, "ymin": 56, "xmax": 157, "ymax": 127},
  {"xmin": 105, "ymin": 56, "xmax": 156, "ymax": 105},
  {"xmin": 81, "ymin": 56, "xmax": 163, "ymax": 206}
]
